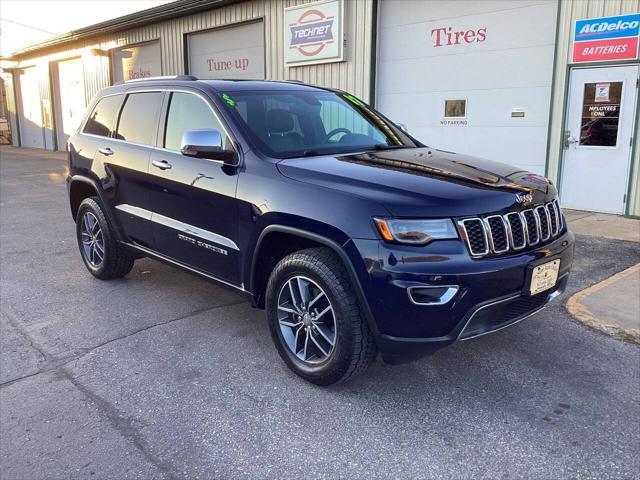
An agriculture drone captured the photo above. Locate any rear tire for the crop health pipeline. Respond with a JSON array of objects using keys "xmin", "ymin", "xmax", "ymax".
[
  {"xmin": 75, "ymin": 197, "xmax": 134, "ymax": 280},
  {"xmin": 266, "ymin": 247, "xmax": 376, "ymax": 385}
]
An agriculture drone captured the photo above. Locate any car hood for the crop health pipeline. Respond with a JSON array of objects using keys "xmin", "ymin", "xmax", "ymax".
[{"xmin": 276, "ymin": 147, "xmax": 556, "ymax": 217}]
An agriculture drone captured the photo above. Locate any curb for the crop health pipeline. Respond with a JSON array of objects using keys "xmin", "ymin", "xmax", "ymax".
[{"xmin": 566, "ymin": 263, "xmax": 640, "ymax": 344}]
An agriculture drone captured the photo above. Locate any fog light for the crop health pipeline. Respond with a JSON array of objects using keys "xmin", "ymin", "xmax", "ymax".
[{"xmin": 408, "ymin": 285, "xmax": 459, "ymax": 305}]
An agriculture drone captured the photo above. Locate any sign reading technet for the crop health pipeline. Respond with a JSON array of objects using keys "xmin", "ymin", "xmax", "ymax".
[
  {"xmin": 284, "ymin": 0, "xmax": 343, "ymax": 66},
  {"xmin": 573, "ymin": 13, "xmax": 640, "ymax": 63}
]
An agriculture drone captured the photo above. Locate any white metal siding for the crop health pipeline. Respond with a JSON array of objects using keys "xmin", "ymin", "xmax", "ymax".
[
  {"xmin": 376, "ymin": 0, "xmax": 558, "ymax": 175},
  {"xmin": 546, "ymin": 0, "xmax": 640, "ymax": 216},
  {"xmin": 2, "ymin": 0, "xmax": 374, "ymax": 151}
]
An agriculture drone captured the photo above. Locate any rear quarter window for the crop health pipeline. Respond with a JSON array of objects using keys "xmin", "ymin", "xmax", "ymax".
[{"xmin": 82, "ymin": 95, "xmax": 122, "ymax": 137}]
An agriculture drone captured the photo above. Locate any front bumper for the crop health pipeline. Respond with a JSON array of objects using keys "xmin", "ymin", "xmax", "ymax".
[{"xmin": 350, "ymin": 230, "xmax": 575, "ymax": 364}]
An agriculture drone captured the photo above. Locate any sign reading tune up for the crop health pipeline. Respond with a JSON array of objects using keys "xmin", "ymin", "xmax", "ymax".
[
  {"xmin": 284, "ymin": 0, "xmax": 343, "ymax": 66},
  {"xmin": 573, "ymin": 14, "xmax": 640, "ymax": 63}
]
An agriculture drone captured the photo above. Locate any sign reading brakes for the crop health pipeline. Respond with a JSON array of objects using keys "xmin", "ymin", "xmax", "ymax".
[
  {"xmin": 573, "ymin": 14, "xmax": 640, "ymax": 63},
  {"xmin": 284, "ymin": 0, "xmax": 343, "ymax": 66}
]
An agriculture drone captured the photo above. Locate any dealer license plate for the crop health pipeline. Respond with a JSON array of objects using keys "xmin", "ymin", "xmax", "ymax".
[{"xmin": 529, "ymin": 259, "xmax": 560, "ymax": 296}]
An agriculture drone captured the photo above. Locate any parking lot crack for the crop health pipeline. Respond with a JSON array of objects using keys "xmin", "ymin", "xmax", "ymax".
[
  {"xmin": 61, "ymin": 367, "xmax": 180, "ymax": 480},
  {"xmin": 0, "ymin": 300, "xmax": 246, "ymax": 389},
  {"xmin": 78, "ymin": 299, "xmax": 247, "ymax": 355}
]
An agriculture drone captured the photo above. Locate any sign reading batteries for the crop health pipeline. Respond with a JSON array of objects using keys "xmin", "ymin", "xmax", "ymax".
[
  {"xmin": 573, "ymin": 13, "xmax": 640, "ymax": 63},
  {"xmin": 284, "ymin": 0, "xmax": 344, "ymax": 66}
]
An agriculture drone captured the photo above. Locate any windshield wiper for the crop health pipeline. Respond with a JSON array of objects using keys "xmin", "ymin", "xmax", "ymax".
[
  {"xmin": 279, "ymin": 150, "xmax": 324, "ymax": 159},
  {"xmin": 371, "ymin": 144, "xmax": 409, "ymax": 151},
  {"xmin": 300, "ymin": 150, "xmax": 323, "ymax": 157}
]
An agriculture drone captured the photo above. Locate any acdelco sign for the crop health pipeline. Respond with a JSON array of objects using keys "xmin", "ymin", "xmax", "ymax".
[
  {"xmin": 575, "ymin": 16, "xmax": 640, "ymax": 41},
  {"xmin": 573, "ymin": 13, "xmax": 640, "ymax": 63}
]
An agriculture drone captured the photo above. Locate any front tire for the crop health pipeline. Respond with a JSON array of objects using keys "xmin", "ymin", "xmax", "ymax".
[
  {"xmin": 75, "ymin": 197, "xmax": 134, "ymax": 280},
  {"xmin": 266, "ymin": 247, "xmax": 376, "ymax": 385}
]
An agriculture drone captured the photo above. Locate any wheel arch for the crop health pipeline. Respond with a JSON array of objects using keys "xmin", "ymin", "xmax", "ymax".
[
  {"xmin": 250, "ymin": 225, "xmax": 379, "ymax": 335},
  {"xmin": 68, "ymin": 175, "xmax": 125, "ymax": 242}
]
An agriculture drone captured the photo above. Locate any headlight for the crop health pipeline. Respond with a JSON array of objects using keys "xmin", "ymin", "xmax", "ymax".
[{"xmin": 373, "ymin": 217, "xmax": 458, "ymax": 245}]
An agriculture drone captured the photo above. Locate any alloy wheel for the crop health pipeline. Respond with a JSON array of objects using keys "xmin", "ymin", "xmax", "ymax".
[
  {"xmin": 80, "ymin": 211, "xmax": 105, "ymax": 267},
  {"xmin": 277, "ymin": 276, "xmax": 336, "ymax": 364}
]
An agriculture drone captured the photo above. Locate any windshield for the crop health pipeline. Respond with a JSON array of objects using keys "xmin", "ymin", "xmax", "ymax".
[{"xmin": 217, "ymin": 90, "xmax": 418, "ymax": 158}]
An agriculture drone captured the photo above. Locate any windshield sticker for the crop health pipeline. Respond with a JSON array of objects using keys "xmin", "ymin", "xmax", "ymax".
[
  {"xmin": 221, "ymin": 93, "xmax": 236, "ymax": 107},
  {"xmin": 344, "ymin": 94, "xmax": 365, "ymax": 108}
]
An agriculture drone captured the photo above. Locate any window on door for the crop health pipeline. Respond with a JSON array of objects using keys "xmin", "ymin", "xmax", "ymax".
[
  {"xmin": 164, "ymin": 92, "xmax": 229, "ymax": 151},
  {"xmin": 580, "ymin": 81, "xmax": 622, "ymax": 147},
  {"xmin": 115, "ymin": 92, "xmax": 163, "ymax": 144},
  {"xmin": 83, "ymin": 95, "xmax": 122, "ymax": 137}
]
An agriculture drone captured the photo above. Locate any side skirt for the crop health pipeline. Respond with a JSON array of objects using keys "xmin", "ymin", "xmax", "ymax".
[{"xmin": 121, "ymin": 241, "xmax": 255, "ymax": 303}]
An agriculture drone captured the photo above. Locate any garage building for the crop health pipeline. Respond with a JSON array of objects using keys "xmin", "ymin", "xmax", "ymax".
[{"xmin": 1, "ymin": 0, "xmax": 639, "ymax": 217}]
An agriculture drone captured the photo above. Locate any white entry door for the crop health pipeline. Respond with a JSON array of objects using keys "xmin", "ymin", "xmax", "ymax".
[
  {"xmin": 560, "ymin": 65, "xmax": 639, "ymax": 214},
  {"xmin": 17, "ymin": 67, "xmax": 45, "ymax": 149},
  {"xmin": 55, "ymin": 58, "xmax": 86, "ymax": 149}
]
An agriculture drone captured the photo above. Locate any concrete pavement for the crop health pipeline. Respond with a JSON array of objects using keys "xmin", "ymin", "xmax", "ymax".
[
  {"xmin": 1, "ymin": 146, "xmax": 639, "ymax": 479},
  {"xmin": 563, "ymin": 209, "xmax": 640, "ymax": 342},
  {"xmin": 564, "ymin": 209, "xmax": 640, "ymax": 242}
]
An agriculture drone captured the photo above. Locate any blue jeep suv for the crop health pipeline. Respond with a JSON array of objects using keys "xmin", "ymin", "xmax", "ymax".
[{"xmin": 67, "ymin": 76, "xmax": 574, "ymax": 385}]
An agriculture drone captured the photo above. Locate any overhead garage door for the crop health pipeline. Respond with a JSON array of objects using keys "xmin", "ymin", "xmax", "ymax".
[
  {"xmin": 376, "ymin": 0, "xmax": 557, "ymax": 174},
  {"xmin": 17, "ymin": 66, "xmax": 44, "ymax": 149},
  {"xmin": 187, "ymin": 21, "xmax": 265, "ymax": 80},
  {"xmin": 112, "ymin": 41, "xmax": 162, "ymax": 82}
]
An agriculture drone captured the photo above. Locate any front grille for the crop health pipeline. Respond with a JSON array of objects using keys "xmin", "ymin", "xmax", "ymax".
[
  {"xmin": 547, "ymin": 201, "xmax": 559, "ymax": 236},
  {"xmin": 459, "ymin": 293, "xmax": 549, "ymax": 339},
  {"xmin": 485, "ymin": 216, "xmax": 508, "ymax": 253},
  {"xmin": 535, "ymin": 205, "xmax": 550, "ymax": 240},
  {"xmin": 522, "ymin": 209, "xmax": 539, "ymax": 245},
  {"xmin": 505, "ymin": 212, "xmax": 526, "ymax": 249},
  {"xmin": 458, "ymin": 200, "xmax": 564, "ymax": 258},
  {"xmin": 459, "ymin": 218, "xmax": 488, "ymax": 256}
]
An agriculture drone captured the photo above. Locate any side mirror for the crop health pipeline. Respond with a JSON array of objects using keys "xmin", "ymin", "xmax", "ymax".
[
  {"xmin": 180, "ymin": 129, "xmax": 236, "ymax": 164},
  {"xmin": 396, "ymin": 123, "xmax": 408, "ymax": 133}
]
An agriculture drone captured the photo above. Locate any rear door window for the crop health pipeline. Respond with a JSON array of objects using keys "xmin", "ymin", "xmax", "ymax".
[
  {"xmin": 115, "ymin": 92, "xmax": 163, "ymax": 145},
  {"xmin": 83, "ymin": 95, "xmax": 122, "ymax": 137}
]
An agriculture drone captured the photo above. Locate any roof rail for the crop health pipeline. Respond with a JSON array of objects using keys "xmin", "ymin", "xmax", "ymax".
[{"xmin": 114, "ymin": 75, "xmax": 198, "ymax": 86}]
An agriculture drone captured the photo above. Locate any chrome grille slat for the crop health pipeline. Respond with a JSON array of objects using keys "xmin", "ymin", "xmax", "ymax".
[
  {"xmin": 458, "ymin": 218, "xmax": 489, "ymax": 257},
  {"xmin": 535, "ymin": 205, "xmax": 550, "ymax": 241},
  {"xmin": 521, "ymin": 209, "xmax": 539, "ymax": 246},
  {"xmin": 553, "ymin": 199, "xmax": 563, "ymax": 232},
  {"xmin": 484, "ymin": 215, "xmax": 509, "ymax": 253},
  {"xmin": 505, "ymin": 212, "xmax": 526, "ymax": 250},
  {"xmin": 459, "ymin": 201, "xmax": 563, "ymax": 258},
  {"xmin": 547, "ymin": 203, "xmax": 559, "ymax": 236}
]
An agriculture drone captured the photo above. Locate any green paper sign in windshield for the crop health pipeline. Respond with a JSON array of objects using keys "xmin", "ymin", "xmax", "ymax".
[{"xmin": 221, "ymin": 93, "xmax": 236, "ymax": 106}]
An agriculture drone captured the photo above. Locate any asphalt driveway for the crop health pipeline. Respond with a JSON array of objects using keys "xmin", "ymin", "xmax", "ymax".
[{"xmin": 1, "ymin": 146, "xmax": 639, "ymax": 479}]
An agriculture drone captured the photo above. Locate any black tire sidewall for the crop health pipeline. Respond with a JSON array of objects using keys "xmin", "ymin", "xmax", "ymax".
[
  {"xmin": 75, "ymin": 198, "xmax": 115, "ymax": 277},
  {"xmin": 266, "ymin": 255, "xmax": 359, "ymax": 384}
]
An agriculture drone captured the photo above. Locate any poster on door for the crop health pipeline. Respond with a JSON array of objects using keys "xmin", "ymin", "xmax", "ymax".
[
  {"xmin": 112, "ymin": 42, "xmax": 162, "ymax": 82},
  {"xmin": 580, "ymin": 81, "xmax": 622, "ymax": 146}
]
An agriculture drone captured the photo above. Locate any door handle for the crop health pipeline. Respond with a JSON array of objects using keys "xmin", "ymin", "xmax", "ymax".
[
  {"xmin": 563, "ymin": 130, "xmax": 578, "ymax": 149},
  {"xmin": 152, "ymin": 159, "xmax": 172, "ymax": 170},
  {"xmin": 98, "ymin": 147, "xmax": 113, "ymax": 156}
]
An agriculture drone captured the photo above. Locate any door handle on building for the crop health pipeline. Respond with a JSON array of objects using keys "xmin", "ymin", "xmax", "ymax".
[
  {"xmin": 152, "ymin": 159, "xmax": 172, "ymax": 170},
  {"xmin": 98, "ymin": 147, "xmax": 113, "ymax": 156},
  {"xmin": 563, "ymin": 131, "xmax": 578, "ymax": 149}
]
